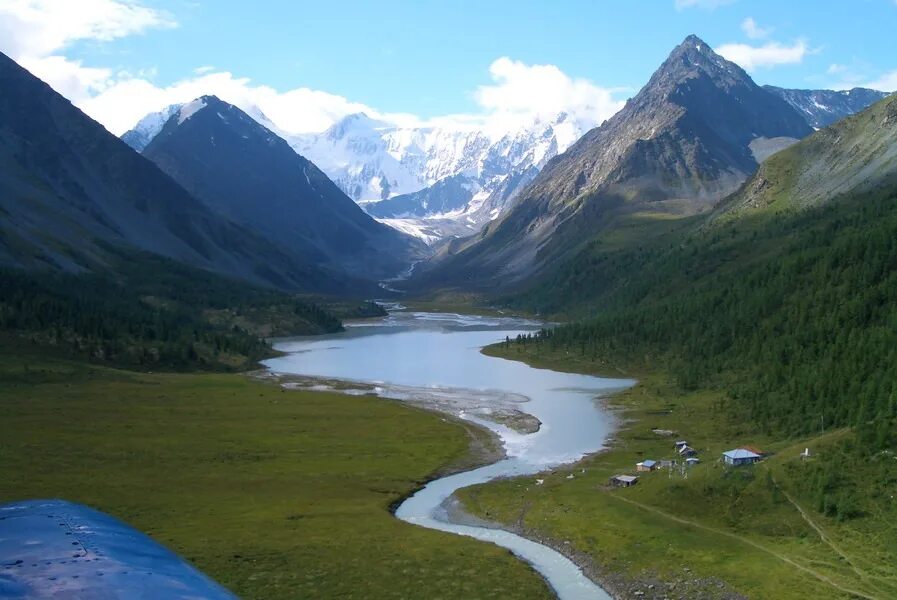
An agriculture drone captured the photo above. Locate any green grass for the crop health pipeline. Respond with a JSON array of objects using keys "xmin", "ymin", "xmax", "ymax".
[
  {"xmin": 0, "ymin": 351, "xmax": 552, "ymax": 599},
  {"xmin": 462, "ymin": 344, "xmax": 897, "ymax": 600}
]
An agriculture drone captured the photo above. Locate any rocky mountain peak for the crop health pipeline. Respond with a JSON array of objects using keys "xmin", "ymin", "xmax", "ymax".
[{"xmin": 644, "ymin": 34, "xmax": 751, "ymax": 100}]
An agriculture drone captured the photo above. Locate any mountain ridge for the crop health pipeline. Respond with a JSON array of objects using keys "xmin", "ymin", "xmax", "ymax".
[
  {"xmin": 716, "ymin": 93, "xmax": 897, "ymax": 219},
  {"xmin": 0, "ymin": 51, "xmax": 344, "ymax": 293},
  {"xmin": 141, "ymin": 95, "xmax": 425, "ymax": 281},
  {"xmin": 409, "ymin": 34, "xmax": 815, "ymax": 289},
  {"xmin": 763, "ymin": 85, "xmax": 890, "ymax": 129}
]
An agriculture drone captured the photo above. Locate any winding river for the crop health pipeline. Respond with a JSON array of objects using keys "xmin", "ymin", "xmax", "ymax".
[{"xmin": 263, "ymin": 308, "xmax": 634, "ymax": 599}]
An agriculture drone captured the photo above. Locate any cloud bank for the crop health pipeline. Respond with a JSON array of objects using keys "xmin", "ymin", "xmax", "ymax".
[
  {"xmin": 0, "ymin": 0, "xmax": 625, "ymax": 136},
  {"xmin": 716, "ymin": 40, "xmax": 809, "ymax": 72}
]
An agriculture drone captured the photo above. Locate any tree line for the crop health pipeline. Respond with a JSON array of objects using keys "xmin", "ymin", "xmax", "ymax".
[
  {"xmin": 509, "ymin": 183, "xmax": 897, "ymax": 454},
  {"xmin": 0, "ymin": 250, "xmax": 344, "ymax": 370}
]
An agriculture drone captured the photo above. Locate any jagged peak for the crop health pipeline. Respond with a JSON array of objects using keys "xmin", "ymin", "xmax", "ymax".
[
  {"xmin": 680, "ymin": 34, "xmax": 710, "ymax": 51},
  {"xmin": 665, "ymin": 34, "xmax": 732, "ymax": 70},
  {"xmin": 638, "ymin": 33, "xmax": 751, "ymax": 99}
]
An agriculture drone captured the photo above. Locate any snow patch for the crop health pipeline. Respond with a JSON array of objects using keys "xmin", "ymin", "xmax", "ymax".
[
  {"xmin": 378, "ymin": 218, "xmax": 443, "ymax": 245},
  {"xmin": 178, "ymin": 98, "xmax": 207, "ymax": 125}
]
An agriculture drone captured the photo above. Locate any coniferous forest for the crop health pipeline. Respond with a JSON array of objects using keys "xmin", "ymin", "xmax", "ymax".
[
  {"xmin": 511, "ymin": 183, "xmax": 897, "ymax": 453},
  {"xmin": 0, "ymin": 250, "xmax": 346, "ymax": 370}
]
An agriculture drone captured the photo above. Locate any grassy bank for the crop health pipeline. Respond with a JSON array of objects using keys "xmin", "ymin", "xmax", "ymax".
[
  {"xmin": 0, "ymin": 351, "xmax": 552, "ymax": 599},
  {"xmin": 463, "ymin": 344, "xmax": 897, "ymax": 600}
]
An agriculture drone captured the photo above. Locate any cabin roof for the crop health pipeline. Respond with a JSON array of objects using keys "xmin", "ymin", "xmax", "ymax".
[
  {"xmin": 613, "ymin": 475, "xmax": 638, "ymax": 483},
  {"xmin": 723, "ymin": 448, "xmax": 761, "ymax": 459}
]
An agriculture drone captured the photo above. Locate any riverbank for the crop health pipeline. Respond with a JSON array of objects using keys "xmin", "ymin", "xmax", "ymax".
[
  {"xmin": 462, "ymin": 343, "xmax": 895, "ymax": 600},
  {"xmin": 254, "ymin": 370, "xmax": 509, "ymax": 474},
  {"xmin": 255, "ymin": 371, "xmax": 542, "ymax": 436},
  {"xmin": 266, "ymin": 308, "xmax": 631, "ymax": 599},
  {"xmin": 0, "ymin": 350, "xmax": 553, "ymax": 599}
]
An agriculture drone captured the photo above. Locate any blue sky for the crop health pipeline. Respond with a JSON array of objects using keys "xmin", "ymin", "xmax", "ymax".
[{"xmin": 2, "ymin": 0, "xmax": 895, "ymax": 134}]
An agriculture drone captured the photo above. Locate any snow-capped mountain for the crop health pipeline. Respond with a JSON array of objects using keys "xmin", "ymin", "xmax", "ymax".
[
  {"xmin": 121, "ymin": 77, "xmax": 889, "ymax": 246},
  {"xmin": 291, "ymin": 111, "xmax": 589, "ymax": 203},
  {"xmin": 121, "ymin": 103, "xmax": 182, "ymax": 151},
  {"xmin": 123, "ymin": 102, "xmax": 282, "ymax": 152},
  {"xmin": 289, "ymin": 111, "xmax": 598, "ymax": 240},
  {"xmin": 123, "ymin": 105, "xmax": 601, "ymax": 242},
  {"xmin": 763, "ymin": 86, "xmax": 889, "ymax": 129}
]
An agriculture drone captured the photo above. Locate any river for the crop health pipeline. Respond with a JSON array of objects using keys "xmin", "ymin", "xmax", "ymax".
[{"xmin": 262, "ymin": 308, "xmax": 634, "ymax": 599}]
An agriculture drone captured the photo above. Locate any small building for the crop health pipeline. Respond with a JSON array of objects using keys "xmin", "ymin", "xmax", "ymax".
[
  {"xmin": 685, "ymin": 457, "xmax": 700, "ymax": 466},
  {"xmin": 678, "ymin": 445, "xmax": 697, "ymax": 458},
  {"xmin": 659, "ymin": 459, "xmax": 677, "ymax": 468},
  {"xmin": 723, "ymin": 448, "xmax": 761, "ymax": 466},
  {"xmin": 609, "ymin": 475, "xmax": 639, "ymax": 487},
  {"xmin": 674, "ymin": 440, "xmax": 689, "ymax": 450},
  {"xmin": 636, "ymin": 459, "xmax": 658, "ymax": 472}
]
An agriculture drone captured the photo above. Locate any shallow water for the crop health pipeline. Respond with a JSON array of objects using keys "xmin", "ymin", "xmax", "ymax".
[{"xmin": 263, "ymin": 310, "xmax": 634, "ymax": 599}]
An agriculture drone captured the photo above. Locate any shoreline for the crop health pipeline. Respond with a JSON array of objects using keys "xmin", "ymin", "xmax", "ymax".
[
  {"xmin": 252, "ymin": 365, "xmax": 616, "ymax": 599},
  {"xmin": 462, "ymin": 343, "xmax": 750, "ymax": 600},
  {"xmin": 440, "ymin": 381, "xmax": 641, "ymax": 599},
  {"xmin": 251, "ymin": 369, "xmax": 510, "ymax": 478},
  {"xmin": 255, "ymin": 328, "xmax": 633, "ymax": 600},
  {"xmin": 252, "ymin": 370, "xmax": 542, "ymax": 435}
]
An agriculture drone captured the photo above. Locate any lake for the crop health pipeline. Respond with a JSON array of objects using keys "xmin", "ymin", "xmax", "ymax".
[{"xmin": 263, "ymin": 308, "xmax": 634, "ymax": 600}]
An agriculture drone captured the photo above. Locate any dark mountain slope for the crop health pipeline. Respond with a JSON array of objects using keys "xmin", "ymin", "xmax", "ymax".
[
  {"xmin": 0, "ymin": 51, "xmax": 343, "ymax": 292},
  {"xmin": 413, "ymin": 35, "xmax": 812, "ymax": 290},
  {"xmin": 142, "ymin": 96, "xmax": 425, "ymax": 280}
]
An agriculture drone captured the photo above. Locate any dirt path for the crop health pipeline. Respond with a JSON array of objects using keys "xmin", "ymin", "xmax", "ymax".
[
  {"xmin": 771, "ymin": 477, "xmax": 897, "ymax": 598},
  {"xmin": 610, "ymin": 494, "xmax": 879, "ymax": 600}
]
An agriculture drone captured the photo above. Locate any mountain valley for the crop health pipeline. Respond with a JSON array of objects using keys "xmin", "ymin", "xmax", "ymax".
[{"xmin": 2, "ymin": 11, "xmax": 897, "ymax": 600}]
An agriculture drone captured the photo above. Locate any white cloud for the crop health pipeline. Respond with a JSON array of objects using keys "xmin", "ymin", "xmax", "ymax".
[
  {"xmin": 0, "ymin": 0, "xmax": 174, "ymax": 57},
  {"xmin": 716, "ymin": 40, "xmax": 809, "ymax": 71},
  {"xmin": 0, "ymin": 0, "xmax": 175, "ymax": 105},
  {"xmin": 861, "ymin": 70, "xmax": 897, "ymax": 92},
  {"xmin": 827, "ymin": 63, "xmax": 848, "ymax": 75},
  {"xmin": 79, "ymin": 57, "xmax": 626, "ymax": 137},
  {"xmin": 473, "ymin": 57, "xmax": 625, "ymax": 131},
  {"xmin": 741, "ymin": 17, "xmax": 772, "ymax": 40},
  {"xmin": 77, "ymin": 71, "xmax": 399, "ymax": 135},
  {"xmin": 674, "ymin": 0, "xmax": 735, "ymax": 10},
  {"xmin": 0, "ymin": 1, "xmax": 625, "ymax": 137},
  {"xmin": 16, "ymin": 55, "xmax": 112, "ymax": 102}
]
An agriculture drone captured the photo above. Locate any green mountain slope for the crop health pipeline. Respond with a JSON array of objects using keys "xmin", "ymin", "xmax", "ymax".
[
  {"xmin": 476, "ymin": 98, "xmax": 897, "ymax": 576},
  {"xmin": 717, "ymin": 93, "xmax": 897, "ymax": 218},
  {"xmin": 506, "ymin": 94, "xmax": 897, "ymax": 445}
]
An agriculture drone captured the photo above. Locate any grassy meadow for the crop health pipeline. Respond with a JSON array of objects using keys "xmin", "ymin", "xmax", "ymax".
[
  {"xmin": 0, "ymin": 350, "xmax": 552, "ymax": 599},
  {"xmin": 462, "ymin": 344, "xmax": 897, "ymax": 600}
]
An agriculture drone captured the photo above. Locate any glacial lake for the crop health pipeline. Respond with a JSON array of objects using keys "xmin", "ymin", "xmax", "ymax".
[{"xmin": 263, "ymin": 308, "xmax": 634, "ymax": 600}]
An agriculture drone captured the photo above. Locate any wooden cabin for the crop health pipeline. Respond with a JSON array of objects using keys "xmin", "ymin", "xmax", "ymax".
[{"xmin": 609, "ymin": 475, "xmax": 639, "ymax": 487}]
